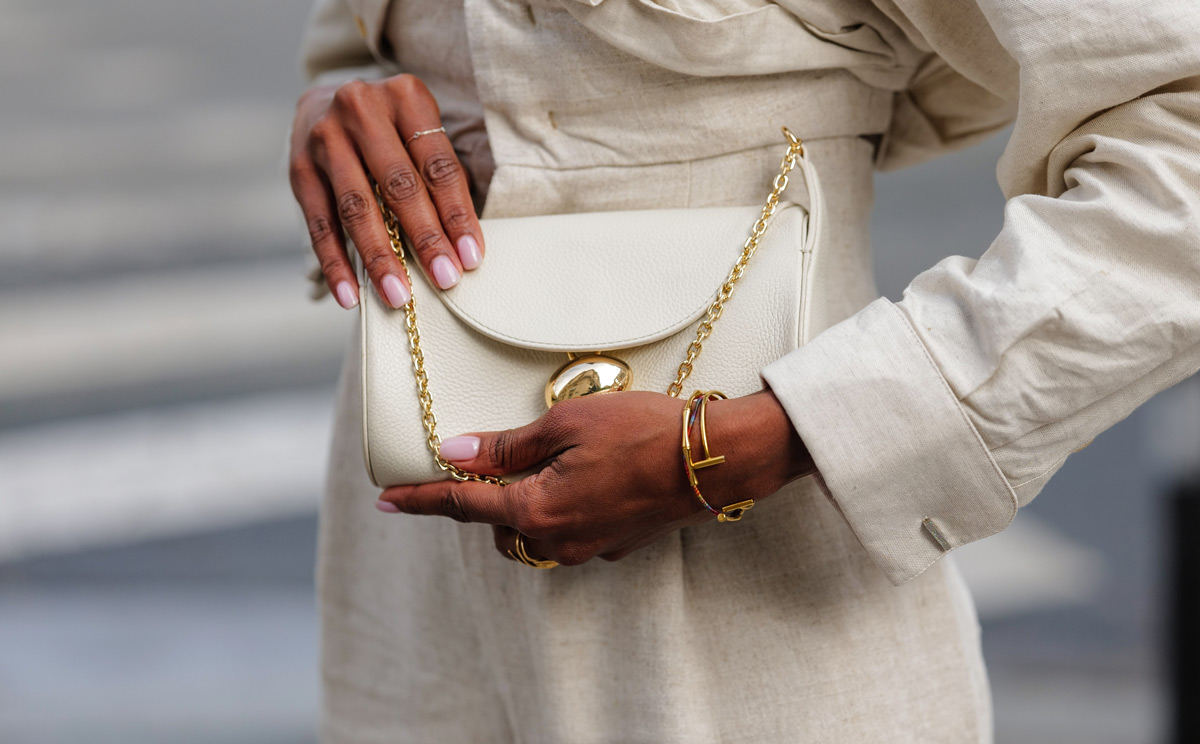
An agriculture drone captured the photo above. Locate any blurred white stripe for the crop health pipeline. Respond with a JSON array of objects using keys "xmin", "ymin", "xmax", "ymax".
[
  {"xmin": 0, "ymin": 389, "xmax": 334, "ymax": 562},
  {"xmin": 953, "ymin": 515, "xmax": 1104, "ymax": 620},
  {"xmin": 0, "ymin": 184, "xmax": 298, "ymax": 264},
  {"xmin": 0, "ymin": 103, "xmax": 288, "ymax": 182},
  {"xmin": 0, "ymin": 263, "xmax": 350, "ymax": 403}
]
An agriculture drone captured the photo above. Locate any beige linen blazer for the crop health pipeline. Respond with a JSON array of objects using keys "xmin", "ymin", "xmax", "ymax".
[
  {"xmin": 300, "ymin": 0, "xmax": 1200, "ymax": 588},
  {"xmin": 295, "ymin": 2, "xmax": 1200, "ymax": 741}
]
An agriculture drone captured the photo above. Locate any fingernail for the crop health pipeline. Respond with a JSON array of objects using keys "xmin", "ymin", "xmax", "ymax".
[
  {"xmin": 335, "ymin": 281, "xmax": 359, "ymax": 310},
  {"xmin": 375, "ymin": 500, "xmax": 401, "ymax": 513},
  {"xmin": 440, "ymin": 435, "xmax": 480, "ymax": 462},
  {"xmin": 456, "ymin": 235, "xmax": 482, "ymax": 270},
  {"xmin": 431, "ymin": 255, "xmax": 461, "ymax": 289},
  {"xmin": 380, "ymin": 274, "xmax": 411, "ymax": 308}
]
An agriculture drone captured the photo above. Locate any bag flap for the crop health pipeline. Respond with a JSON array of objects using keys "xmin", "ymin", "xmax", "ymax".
[{"xmin": 413, "ymin": 203, "xmax": 808, "ymax": 352}]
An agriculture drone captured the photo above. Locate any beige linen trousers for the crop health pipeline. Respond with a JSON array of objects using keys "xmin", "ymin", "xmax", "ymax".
[{"xmin": 300, "ymin": 0, "xmax": 1200, "ymax": 741}]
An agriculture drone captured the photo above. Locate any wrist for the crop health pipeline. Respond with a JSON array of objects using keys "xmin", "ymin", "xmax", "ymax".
[{"xmin": 703, "ymin": 390, "xmax": 814, "ymax": 503}]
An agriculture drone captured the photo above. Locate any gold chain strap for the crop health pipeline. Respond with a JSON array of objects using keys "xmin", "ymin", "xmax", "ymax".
[
  {"xmin": 377, "ymin": 191, "xmax": 506, "ymax": 485},
  {"xmin": 373, "ymin": 127, "xmax": 805, "ymax": 483},
  {"xmin": 665, "ymin": 128, "xmax": 804, "ymax": 398}
]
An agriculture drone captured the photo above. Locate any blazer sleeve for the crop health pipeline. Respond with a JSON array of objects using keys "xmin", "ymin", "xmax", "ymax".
[
  {"xmin": 762, "ymin": 0, "xmax": 1200, "ymax": 584},
  {"xmin": 300, "ymin": 0, "xmax": 390, "ymax": 86}
]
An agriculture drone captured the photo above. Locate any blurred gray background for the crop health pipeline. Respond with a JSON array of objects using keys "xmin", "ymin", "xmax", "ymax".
[{"xmin": 2, "ymin": 2, "xmax": 1197, "ymax": 742}]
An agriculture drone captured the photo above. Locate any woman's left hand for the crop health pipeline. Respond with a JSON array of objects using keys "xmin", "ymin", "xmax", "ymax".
[{"xmin": 376, "ymin": 390, "xmax": 814, "ymax": 566}]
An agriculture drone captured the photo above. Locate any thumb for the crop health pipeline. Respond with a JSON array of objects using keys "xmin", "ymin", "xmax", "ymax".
[{"xmin": 438, "ymin": 415, "xmax": 566, "ymax": 476}]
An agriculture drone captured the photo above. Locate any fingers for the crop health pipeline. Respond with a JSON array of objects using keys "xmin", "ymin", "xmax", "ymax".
[
  {"xmin": 492, "ymin": 525, "xmax": 600, "ymax": 568},
  {"xmin": 380, "ymin": 476, "xmax": 602, "ymax": 568},
  {"xmin": 351, "ymin": 98, "xmax": 463, "ymax": 291},
  {"xmin": 345, "ymin": 75, "xmax": 480, "ymax": 290},
  {"xmin": 378, "ymin": 478, "xmax": 518, "ymax": 527},
  {"xmin": 289, "ymin": 74, "xmax": 487, "ymax": 313},
  {"xmin": 493, "ymin": 525, "xmax": 556, "ymax": 566},
  {"xmin": 289, "ymin": 144, "xmax": 359, "ymax": 309},
  {"xmin": 385, "ymin": 76, "xmax": 485, "ymax": 277},
  {"xmin": 314, "ymin": 85, "xmax": 413, "ymax": 309},
  {"xmin": 438, "ymin": 409, "xmax": 573, "ymax": 476}
]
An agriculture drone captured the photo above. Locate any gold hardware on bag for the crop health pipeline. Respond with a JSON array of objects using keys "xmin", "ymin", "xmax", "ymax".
[
  {"xmin": 545, "ymin": 352, "xmax": 633, "ymax": 407},
  {"xmin": 373, "ymin": 127, "xmax": 805, "ymax": 485}
]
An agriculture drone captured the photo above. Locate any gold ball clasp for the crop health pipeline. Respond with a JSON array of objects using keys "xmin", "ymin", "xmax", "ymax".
[{"xmin": 545, "ymin": 353, "xmax": 632, "ymax": 407}]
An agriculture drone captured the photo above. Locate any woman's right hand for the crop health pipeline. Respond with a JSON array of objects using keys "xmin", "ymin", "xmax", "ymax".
[{"xmin": 288, "ymin": 74, "xmax": 485, "ymax": 310}]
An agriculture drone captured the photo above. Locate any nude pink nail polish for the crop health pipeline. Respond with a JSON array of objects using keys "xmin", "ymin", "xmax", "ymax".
[
  {"xmin": 375, "ymin": 500, "xmax": 401, "ymax": 513},
  {"xmin": 335, "ymin": 281, "xmax": 359, "ymax": 310},
  {"xmin": 380, "ymin": 274, "xmax": 411, "ymax": 308},
  {"xmin": 457, "ymin": 235, "xmax": 482, "ymax": 270},
  {"xmin": 431, "ymin": 255, "xmax": 461, "ymax": 289},
  {"xmin": 440, "ymin": 436, "xmax": 480, "ymax": 462}
]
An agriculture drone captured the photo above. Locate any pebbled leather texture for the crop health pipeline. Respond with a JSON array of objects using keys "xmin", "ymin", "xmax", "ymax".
[
  {"xmin": 362, "ymin": 153, "xmax": 825, "ymax": 487},
  {"xmin": 437, "ymin": 206, "xmax": 799, "ymax": 352}
]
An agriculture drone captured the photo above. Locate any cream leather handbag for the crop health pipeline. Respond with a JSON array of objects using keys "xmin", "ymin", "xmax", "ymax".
[{"xmin": 360, "ymin": 130, "xmax": 824, "ymax": 488}]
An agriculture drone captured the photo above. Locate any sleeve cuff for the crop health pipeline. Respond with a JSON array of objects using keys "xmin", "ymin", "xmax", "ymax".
[{"xmin": 761, "ymin": 298, "xmax": 1017, "ymax": 585}]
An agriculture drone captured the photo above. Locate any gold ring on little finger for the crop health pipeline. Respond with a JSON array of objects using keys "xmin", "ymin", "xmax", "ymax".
[{"xmin": 507, "ymin": 533, "xmax": 558, "ymax": 569}]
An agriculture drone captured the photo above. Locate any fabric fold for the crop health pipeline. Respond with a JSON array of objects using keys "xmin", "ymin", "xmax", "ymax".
[{"xmin": 762, "ymin": 298, "xmax": 1018, "ymax": 584}]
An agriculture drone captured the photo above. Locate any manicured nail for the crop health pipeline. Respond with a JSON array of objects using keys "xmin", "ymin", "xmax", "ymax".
[
  {"xmin": 375, "ymin": 500, "xmax": 401, "ymax": 513},
  {"xmin": 431, "ymin": 255, "xmax": 461, "ymax": 289},
  {"xmin": 456, "ymin": 235, "xmax": 482, "ymax": 270},
  {"xmin": 335, "ymin": 281, "xmax": 358, "ymax": 310},
  {"xmin": 380, "ymin": 274, "xmax": 411, "ymax": 308},
  {"xmin": 440, "ymin": 435, "xmax": 480, "ymax": 462}
]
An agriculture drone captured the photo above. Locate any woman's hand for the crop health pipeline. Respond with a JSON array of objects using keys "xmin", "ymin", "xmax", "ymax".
[
  {"xmin": 376, "ymin": 390, "xmax": 814, "ymax": 566},
  {"xmin": 288, "ymin": 74, "xmax": 484, "ymax": 310}
]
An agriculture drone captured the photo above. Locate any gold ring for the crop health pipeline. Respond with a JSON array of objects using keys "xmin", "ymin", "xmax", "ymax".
[
  {"xmin": 404, "ymin": 126, "xmax": 446, "ymax": 147},
  {"xmin": 507, "ymin": 533, "xmax": 558, "ymax": 569}
]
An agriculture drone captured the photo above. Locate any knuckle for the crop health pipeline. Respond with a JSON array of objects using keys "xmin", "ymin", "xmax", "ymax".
[
  {"xmin": 542, "ymin": 400, "xmax": 577, "ymax": 427},
  {"xmin": 443, "ymin": 210, "xmax": 472, "ymax": 233},
  {"xmin": 422, "ymin": 154, "xmax": 463, "ymax": 189},
  {"xmin": 318, "ymin": 254, "xmax": 344, "ymax": 279},
  {"xmin": 440, "ymin": 486, "xmax": 470, "ymax": 523},
  {"xmin": 336, "ymin": 79, "xmax": 368, "ymax": 97},
  {"xmin": 554, "ymin": 543, "xmax": 594, "ymax": 567},
  {"xmin": 332, "ymin": 79, "xmax": 372, "ymax": 113},
  {"xmin": 364, "ymin": 251, "xmax": 396, "ymax": 277},
  {"xmin": 512, "ymin": 506, "xmax": 535, "ymax": 537},
  {"xmin": 386, "ymin": 73, "xmax": 427, "ymax": 99},
  {"xmin": 308, "ymin": 118, "xmax": 339, "ymax": 148},
  {"xmin": 306, "ymin": 214, "xmax": 335, "ymax": 244},
  {"xmin": 489, "ymin": 429, "xmax": 516, "ymax": 468},
  {"xmin": 539, "ymin": 405, "xmax": 577, "ymax": 445},
  {"xmin": 337, "ymin": 190, "xmax": 373, "ymax": 225},
  {"xmin": 409, "ymin": 230, "xmax": 446, "ymax": 257},
  {"xmin": 382, "ymin": 166, "xmax": 422, "ymax": 204},
  {"xmin": 514, "ymin": 500, "xmax": 552, "ymax": 539}
]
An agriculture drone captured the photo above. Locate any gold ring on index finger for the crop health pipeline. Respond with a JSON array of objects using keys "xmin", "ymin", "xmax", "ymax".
[
  {"xmin": 507, "ymin": 533, "xmax": 558, "ymax": 569},
  {"xmin": 404, "ymin": 126, "xmax": 446, "ymax": 147}
]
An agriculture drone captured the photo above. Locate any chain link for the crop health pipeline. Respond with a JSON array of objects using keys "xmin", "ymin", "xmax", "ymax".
[
  {"xmin": 373, "ymin": 128, "xmax": 805, "ymax": 482},
  {"xmin": 665, "ymin": 128, "xmax": 804, "ymax": 397},
  {"xmin": 377, "ymin": 184, "xmax": 507, "ymax": 485}
]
